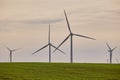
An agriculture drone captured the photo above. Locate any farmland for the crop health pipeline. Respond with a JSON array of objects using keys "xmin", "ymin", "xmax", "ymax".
[{"xmin": 0, "ymin": 63, "xmax": 120, "ymax": 80}]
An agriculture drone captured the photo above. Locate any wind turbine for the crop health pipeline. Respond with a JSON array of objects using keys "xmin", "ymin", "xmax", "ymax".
[
  {"xmin": 3, "ymin": 44, "xmax": 20, "ymax": 62},
  {"xmin": 107, "ymin": 59, "xmax": 109, "ymax": 63},
  {"xmin": 116, "ymin": 58, "xmax": 119, "ymax": 64},
  {"xmin": 32, "ymin": 24, "xmax": 65, "ymax": 63},
  {"xmin": 106, "ymin": 42, "xmax": 117, "ymax": 64},
  {"xmin": 53, "ymin": 10, "xmax": 96, "ymax": 63}
]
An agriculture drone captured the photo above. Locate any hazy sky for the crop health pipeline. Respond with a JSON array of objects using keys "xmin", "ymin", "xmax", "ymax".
[{"xmin": 0, "ymin": 0, "xmax": 120, "ymax": 63}]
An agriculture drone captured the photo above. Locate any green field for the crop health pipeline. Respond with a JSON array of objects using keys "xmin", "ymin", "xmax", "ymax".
[{"xmin": 0, "ymin": 63, "xmax": 120, "ymax": 80}]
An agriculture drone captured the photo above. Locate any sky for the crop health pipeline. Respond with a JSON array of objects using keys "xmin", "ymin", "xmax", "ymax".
[{"xmin": 0, "ymin": 0, "xmax": 120, "ymax": 63}]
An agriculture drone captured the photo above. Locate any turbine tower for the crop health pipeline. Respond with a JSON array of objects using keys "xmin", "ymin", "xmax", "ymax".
[
  {"xmin": 53, "ymin": 10, "xmax": 96, "ymax": 63},
  {"xmin": 32, "ymin": 24, "xmax": 65, "ymax": 63},
  {"xmin": 3, "ymin": 44, "xmax": 19, "ymax": 62},
  {"xmin": 106, "ymin": 42, "xmax": 117, "ymax": 64}
]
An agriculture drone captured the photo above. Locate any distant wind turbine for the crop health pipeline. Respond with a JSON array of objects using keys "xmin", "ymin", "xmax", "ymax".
[
  {"xmin": 116, "ymin": 58, "xmax": 119, "ymax": 64},
  {"xmin": 2, "ymin": 44, "xmax": 20, "ymax": 62},
  {"xmin": 32, "ymin": 24, "xmax": 65, "ymax": 63},
  {"xmin": 53, "ymin": 10, "xmax": 96, "ymax": 63},
  {"xmin": 107, "ymin": 59, "xmax": 109, "ymax": 63},
  {"xmin": 106, "ymin": 42, "xmax": 117, "ymax": 64}
]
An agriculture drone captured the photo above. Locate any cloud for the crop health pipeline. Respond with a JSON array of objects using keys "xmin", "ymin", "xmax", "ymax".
[
  {"xmin": 0, "ymin": 18, "xmax": 64, "ymax": 25},
  {"xmin": 22, "ymin": 18, "xmax": 64, "ymax": 24},
  {"xmin": 0, "ymin": 18, "xmax": 64, "ymax": 32}
]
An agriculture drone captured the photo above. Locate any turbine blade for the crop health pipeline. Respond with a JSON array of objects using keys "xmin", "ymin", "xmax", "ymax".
[
  {"xmin": 51, "ymin": 44, "xmax": 65, "ymax": 54},
  {"xmin": 32, "ymin": 44, "xmax": 48, "ymax": 55},
  {"xmin": 112, "ymin": 47, "xmax": 117, "ymax": 51},
  {"xmin": 2, "ymin": 43, "xmax": 11, "ymax": 51},
  {"xmin": 48, "ymin": 24, "xmax": 50, "ymax": 43},
  {"xmin": 105, "ymin": 42, "xmax": 111, "ymax": 50},
  {"xmin": 53, "ymin": 35, "xmax": 70, "ymax": 53},
  {"xmin": 12, "ymin": 48, "xmax": 21, "ymax": 52},
  {"xmin": 64, "ymin": 9, "xmax": 72, "ymax": 33},
  {"xmin": 74, "ymin": 34, "xmax": 96, "ymax": 40}
]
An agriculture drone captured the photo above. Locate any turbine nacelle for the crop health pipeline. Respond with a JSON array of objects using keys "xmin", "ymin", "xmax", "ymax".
[
  {"xmin": 70, "ymin": 33, "xmax": 73, "ymax": 35},
  {"xmin": 108, "ymin": 50, "xmax": 112, "ymax": 52}
]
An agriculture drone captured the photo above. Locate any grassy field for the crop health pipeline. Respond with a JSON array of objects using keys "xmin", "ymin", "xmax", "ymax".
[{"xmin": 0, "ymin": 63, "xmax": 120, "ymax": 80}]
